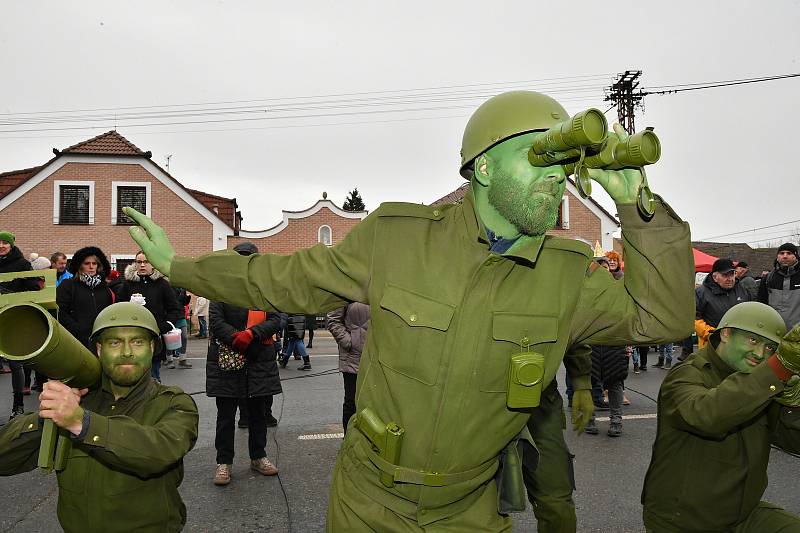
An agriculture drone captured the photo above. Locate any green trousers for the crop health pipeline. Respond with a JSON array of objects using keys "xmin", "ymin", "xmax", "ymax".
[
  {"xmin": 646, "ymin": 501, "xmax": 800, "ymax": 532},
  {"xmin": 524, "ymin": 382, "xmax": 577, "ymax": 533}
]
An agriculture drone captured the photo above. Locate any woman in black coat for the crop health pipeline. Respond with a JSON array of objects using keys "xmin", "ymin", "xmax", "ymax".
[
  {"xmin": 207, "ymin": 299, "xmax": 283, "ymax": 485},
  {"xmin": 56, "ymin": 246, "xmax": 114, "ymax": 349}
]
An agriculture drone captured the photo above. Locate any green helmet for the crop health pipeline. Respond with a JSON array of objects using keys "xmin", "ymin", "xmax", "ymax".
[
  {"xmin": 459, "ymin": 91, "xmax": 569, "ymax": 178},
  {"xmin": 716, "ymin": 302, "xmax": 787, "ymax": 345},
  {"xmin": 90, "ymin": 302, "xmax": 161, "ymax": 346}
]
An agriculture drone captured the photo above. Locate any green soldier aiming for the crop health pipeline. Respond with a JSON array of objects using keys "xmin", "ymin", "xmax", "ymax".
[
  {"xmin": 643, "ymin": 302, "xmax": 800, "ymax": 532},
  {"xmin": 0, "ymin": 302, "xmax": 199, "ymax": 533},
  {"xmin": 125, "ymin": 91, "xmax": 694, "ymax": 531}
]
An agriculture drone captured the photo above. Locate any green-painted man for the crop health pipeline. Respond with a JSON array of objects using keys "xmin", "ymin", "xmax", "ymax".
[
  {"xmin": 0, "ymin": 302, "xmax": 199, "ymax": 533},
  {"xmin": 643, "ymin": 302, "xmax": 800, "ymax": 532},
  {"xmin": 125, "ymin": 90, "xmax": 694, "ymax": 531}
]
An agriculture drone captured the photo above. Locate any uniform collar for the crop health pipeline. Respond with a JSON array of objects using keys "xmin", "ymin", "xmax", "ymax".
[
  {"xmin": 461, "ymin": 189, "xmax": 545, "ymax": 266},
  {"xmin": 701, "ymin": 342, "xmax": 736, "ymax": 378}
]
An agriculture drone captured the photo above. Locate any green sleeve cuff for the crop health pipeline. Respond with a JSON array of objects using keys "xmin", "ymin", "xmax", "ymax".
[
  {"xmin": 570, "ymin": 375, "xmax": 592, "ymax": 391},
  {"xmin": 79, "ymin": 412, "xmax": 109, "ymax": 448},
  {"xmin": 616, "ymin": 196, "xmax": 686, "ymax": 229}
]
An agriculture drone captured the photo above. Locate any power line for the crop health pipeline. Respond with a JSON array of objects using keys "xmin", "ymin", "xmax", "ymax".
[
  {"xmin": 699, "ymin": 219, "xmax": 800, "ymax": 241},
  {"xmin": 642, "ymin": 73, "xmax": 800, "ymax": 96}
]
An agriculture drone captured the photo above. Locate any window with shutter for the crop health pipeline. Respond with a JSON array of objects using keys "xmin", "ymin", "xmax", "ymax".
[
  {"xmin": 116, "ymin": 186, "xmax": 147, "ymax": 225},
  {"xmin": 59, "ymin": 185, "xmax": 90, "ymax": 225}
]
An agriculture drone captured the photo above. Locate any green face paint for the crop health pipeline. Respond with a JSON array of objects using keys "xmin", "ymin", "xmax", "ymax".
[
  {"xmin": 97, "ymin": 326, "xmax": 154, "ymax": 396},
  {"xmin": 483, "ymin": 132, "xmax": 566, "ymax": 237},
  {"xmin": 718, "ymin": 329, "xmax": 778, "ymax": 374}
]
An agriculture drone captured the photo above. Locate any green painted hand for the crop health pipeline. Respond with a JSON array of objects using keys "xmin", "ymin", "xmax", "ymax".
[
  {"xmin": 586, "ymin": 123, "xmax": 644, "ymax": 205},
  {"xmin": 123, "ymin": 207, "xmax": 176, "ymax": 277},
  {"xmin": 777, "ymin": 323, "xmax": 800, "ymax": 375},
  {"xmin": 776, "ymin": 375, "xmax": 800, "ymax": 407},
  {"xmin": 571, "ymin": 389, "xmax": 595, "ymax": 433}
]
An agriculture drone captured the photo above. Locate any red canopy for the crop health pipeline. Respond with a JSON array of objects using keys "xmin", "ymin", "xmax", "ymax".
[{"xmin": 693, "ymin": 248, "xmax": 718, "ymax": 273}]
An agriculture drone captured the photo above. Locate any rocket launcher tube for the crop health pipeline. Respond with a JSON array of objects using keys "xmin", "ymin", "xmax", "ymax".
[{"xmin": 0, "ymin": 302, "xmax": 101, "ymax": 470}]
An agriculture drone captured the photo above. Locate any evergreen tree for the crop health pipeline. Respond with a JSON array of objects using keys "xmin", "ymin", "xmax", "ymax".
[{"xmin": 343, "ymin": 188, "xmax": 366, "ymax": 211}]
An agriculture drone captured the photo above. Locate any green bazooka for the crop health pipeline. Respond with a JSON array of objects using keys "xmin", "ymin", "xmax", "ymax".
[{"xmin": 125, "ymin": 90, "xmax": 694, "ymax": 531}]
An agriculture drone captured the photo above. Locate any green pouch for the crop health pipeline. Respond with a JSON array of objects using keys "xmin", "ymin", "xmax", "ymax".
[{"xmin": 506, "ymin": 351, "xmax": 545, "ymax": 409}]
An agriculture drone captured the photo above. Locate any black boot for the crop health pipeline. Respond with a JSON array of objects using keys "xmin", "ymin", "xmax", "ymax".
[{"xmin": 653, "ymin": 356, "xmax": 664, "ymax": 368}]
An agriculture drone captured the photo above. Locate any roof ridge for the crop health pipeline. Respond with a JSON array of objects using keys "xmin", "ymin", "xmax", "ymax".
[{"xmin": 61, "ymin": 130, "xmax": 144, "ymax": 155}]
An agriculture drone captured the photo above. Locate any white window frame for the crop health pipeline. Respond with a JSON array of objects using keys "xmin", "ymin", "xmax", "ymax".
[
  {"xmin": 318, "ymin": 224, "xmax": 333, "ymax": 246},
  {"xmin": 111, "ymin": 181, "xmax": 152, "ymax": 225},
  {"xmin": 53, "ymin": 180, "xmax": 95, "ymax": 225},
  {"xmin": 111, "ymin": 254, "xmax": 137, "ymax": 272},
  {"xmin": 560, "ymin": 196, "xmax": 570, "ymax": 229}
]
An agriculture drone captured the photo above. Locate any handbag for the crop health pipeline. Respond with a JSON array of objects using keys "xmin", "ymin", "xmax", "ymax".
[{"xmin": 215, "ymin": 338, "xmax": 245, "ymax": 371}]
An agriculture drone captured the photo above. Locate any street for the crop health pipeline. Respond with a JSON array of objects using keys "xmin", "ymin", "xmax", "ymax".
[{"xmin": 1, "ymin": 333, "xmax": 798, "ymax": 532}]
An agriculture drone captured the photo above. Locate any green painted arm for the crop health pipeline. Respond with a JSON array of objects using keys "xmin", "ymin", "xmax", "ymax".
[{"xmin": 569, "ymin": 197, "xmax": 694, "ymax": 346}]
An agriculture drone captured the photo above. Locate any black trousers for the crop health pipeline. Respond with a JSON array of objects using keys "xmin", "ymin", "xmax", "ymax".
[
  {"xmin": 342, "ymin": 372, "xmax": 357, "ymax": 434},
  {"xmin": 215, "ymin": 396, "xmax": 268, "ymax": 464},
  {"xmin": 637, "ymin": 346, "xmax": 649, "ymax": 369}
]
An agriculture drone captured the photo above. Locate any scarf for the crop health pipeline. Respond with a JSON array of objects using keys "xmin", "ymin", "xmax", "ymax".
[{"xmin": 79, "ymin": 272, "xmax": 102, "ymax": 289}]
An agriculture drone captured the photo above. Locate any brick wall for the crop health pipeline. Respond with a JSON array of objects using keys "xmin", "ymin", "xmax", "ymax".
[
  {"xmin": 228, "ymin": 207, "xmax": 362, "ymax": 254},
  {"xmin": 0, "ymin": 162, "xmax": 213, "ymax": 266},
  {"xmin": 547, "ymin": 189, "xmax": 602, "ymax": 245}
]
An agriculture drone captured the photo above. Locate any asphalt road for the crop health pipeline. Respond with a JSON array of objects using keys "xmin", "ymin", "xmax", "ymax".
[{"xmin": 1, "ymin": 334, "xmax": 798, "ymax": 532}]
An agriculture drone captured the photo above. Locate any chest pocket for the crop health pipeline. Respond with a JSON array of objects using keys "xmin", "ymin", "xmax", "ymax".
[
  {"xmin": 377, "ymin": 284, "xmax": 455, "ymax": 386},
  {"xmin": 480, "ymin": 313, "xmax": 558, "ymax": 392}
]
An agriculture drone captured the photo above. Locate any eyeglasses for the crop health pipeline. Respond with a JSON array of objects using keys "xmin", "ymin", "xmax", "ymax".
[{"xmin": 135, "ymin": 260, "xmax": 150, "ymax": 265}]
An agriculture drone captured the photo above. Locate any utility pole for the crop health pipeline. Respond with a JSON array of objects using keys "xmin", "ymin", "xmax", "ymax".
[{"xmin": 604, "ymin": 70, "xmax": 645, "ymax": 134}]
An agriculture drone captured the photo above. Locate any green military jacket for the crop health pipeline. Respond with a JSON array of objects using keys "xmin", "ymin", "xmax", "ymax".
[
  {"xmin": 172, "ymin": 191, "xmax": 693, "ymax": 525},
  {"xmin": 642, "ymin": 345, "xmax": 800, "ymax": 532},
  {"xmin": 0, "ymin": 374, "xmax": 199, "ymax": 533}
]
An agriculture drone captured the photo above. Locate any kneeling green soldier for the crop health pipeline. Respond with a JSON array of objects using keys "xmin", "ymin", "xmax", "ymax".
[
  {"xmin": 0, "ymin": 302, "xmax": 199, "ymax": 533},
  {"xmin": 642, "ymin": 301, "xmax": 800, "ymax": 532}
]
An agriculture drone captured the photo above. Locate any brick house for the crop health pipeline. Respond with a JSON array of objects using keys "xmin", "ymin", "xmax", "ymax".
[
  {"xmin": 0, "ymin": 131, "xmax": 367, "ymax": 271},
  {"xmin": 431, "ymin": 179, "xmax": 620, "ymax": 253}
]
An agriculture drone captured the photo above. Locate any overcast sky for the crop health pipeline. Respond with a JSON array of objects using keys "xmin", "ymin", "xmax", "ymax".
[{"xmin": 2, "ymin": 1, "xmax": 799, "ymax": 246}]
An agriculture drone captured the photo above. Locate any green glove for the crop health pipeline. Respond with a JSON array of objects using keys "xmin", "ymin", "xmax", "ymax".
[
  {"xmin": 123, "ymin": 207, "xmax": 176, "ymax": 277},
  {"xmin": 776, "ymin": 323, "xmax": 800, "ymax": 375},
  {"xmin": 776, "ymin": 375, "xmax": 800, "ymax": 407},
  {"xmin": 586, "ymin": 123, "xmax": 644, "ymax": 205},
  {"xmin": 571, "ymin": 389, "xmax": 595, "ymax": 433}
]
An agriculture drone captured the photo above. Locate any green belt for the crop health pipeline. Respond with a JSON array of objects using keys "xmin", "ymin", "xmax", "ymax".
[{"xmin": 355, "ymin": 430, "xmax": 498, "ymax": 487}]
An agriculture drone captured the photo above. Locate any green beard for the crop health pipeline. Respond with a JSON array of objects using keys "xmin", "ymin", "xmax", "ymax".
[{"xmin": 487, "ymin": 172, "xmax": 560, "ymax": 237}]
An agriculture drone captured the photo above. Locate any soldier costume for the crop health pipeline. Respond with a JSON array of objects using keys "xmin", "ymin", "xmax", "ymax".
[
  {"xmin": 643, "ymin": 302, "xmax": 800, "ymax": 532},
  {"xmin": 128, "ymin": 91, "xmax": 694, "ymax": 531},
  {"xmin": 0, "ymin": 303, "xmax": 199, "ymax": 533}
]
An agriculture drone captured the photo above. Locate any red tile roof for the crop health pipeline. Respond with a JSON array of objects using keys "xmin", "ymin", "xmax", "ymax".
[
  {"xmin": 61, "ymin": 130, "xmax": 146, "ymax": 156},
  {"xmin": 0, "ymin": 165, "xmax": 44, "ymax": 200},
  {"xmin": 185, "ymin": 188, "xmax": 240, "ymax": 230},
  {"xmin": 0, "ymin": 132, "xmax": 239, "ymax": 230}
]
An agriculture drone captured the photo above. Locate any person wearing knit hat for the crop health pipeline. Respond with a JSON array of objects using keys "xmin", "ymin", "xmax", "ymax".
[
  {"xmin": 0, "ymin": 231, "xmax": 15, "ymax": 248},
  {"xmin": 758, "ymin": 242, "xmax": 800, "ymax": 330},
  {"xmin": 0, "ymin": 230, "xmax": 40, "ymax": 419}
]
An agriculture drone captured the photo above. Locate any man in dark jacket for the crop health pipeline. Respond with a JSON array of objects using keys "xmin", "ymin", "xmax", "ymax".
[
  {"xmin": 642, "ymin": 302, "xmax": 800, "ymax": 532},
  {"xmin": 735, "ymin": 260, "xmax": 759, "ymax": 299},
  {"xmin": 116, "ymin": 251, "xmax": 182, "ymax": 381},
  {"xmin": 758, "ymin": 242, "xmax": 800, "ymax": 331},
  {"xmin": 695, "ymin": 258, "xmax": 753, "ymax": 347},
  {"xmin": 0, "ymin": 231, "xmax": 40, "ymax": 418},
  {"xmin": 208, "ymin": 241, "xmax": 283, "ymax": 486},
  {"xmin": 281, "ymin": 314, "xmax": 311, "ymax": 370}
]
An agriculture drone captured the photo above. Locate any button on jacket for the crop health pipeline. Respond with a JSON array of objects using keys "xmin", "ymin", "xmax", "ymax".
[
  {"xmin": 642, "ymin": 345, "xmax": 800, "ymax": 532},
  {"xmin": 171, "ymin": 191, "xmax": 693, "ymax": 528},
  {"xmin": 0, "ymin": 374, "xmax": 199, "ymax": 533}
]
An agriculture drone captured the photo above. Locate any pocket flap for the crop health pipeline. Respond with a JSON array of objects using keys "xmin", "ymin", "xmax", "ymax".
[
  {"xmin": 492, "ymin": 313, "xmax": 558, "ymax": 345},
  {"xmin": 380, "ymin": 285, "xmax": 455, "ymax": 331}
]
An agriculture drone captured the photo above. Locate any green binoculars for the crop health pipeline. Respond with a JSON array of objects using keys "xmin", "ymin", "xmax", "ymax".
[{"xmin": 528, "ymin": 108, "xmax": 661, "ymax": 171}]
